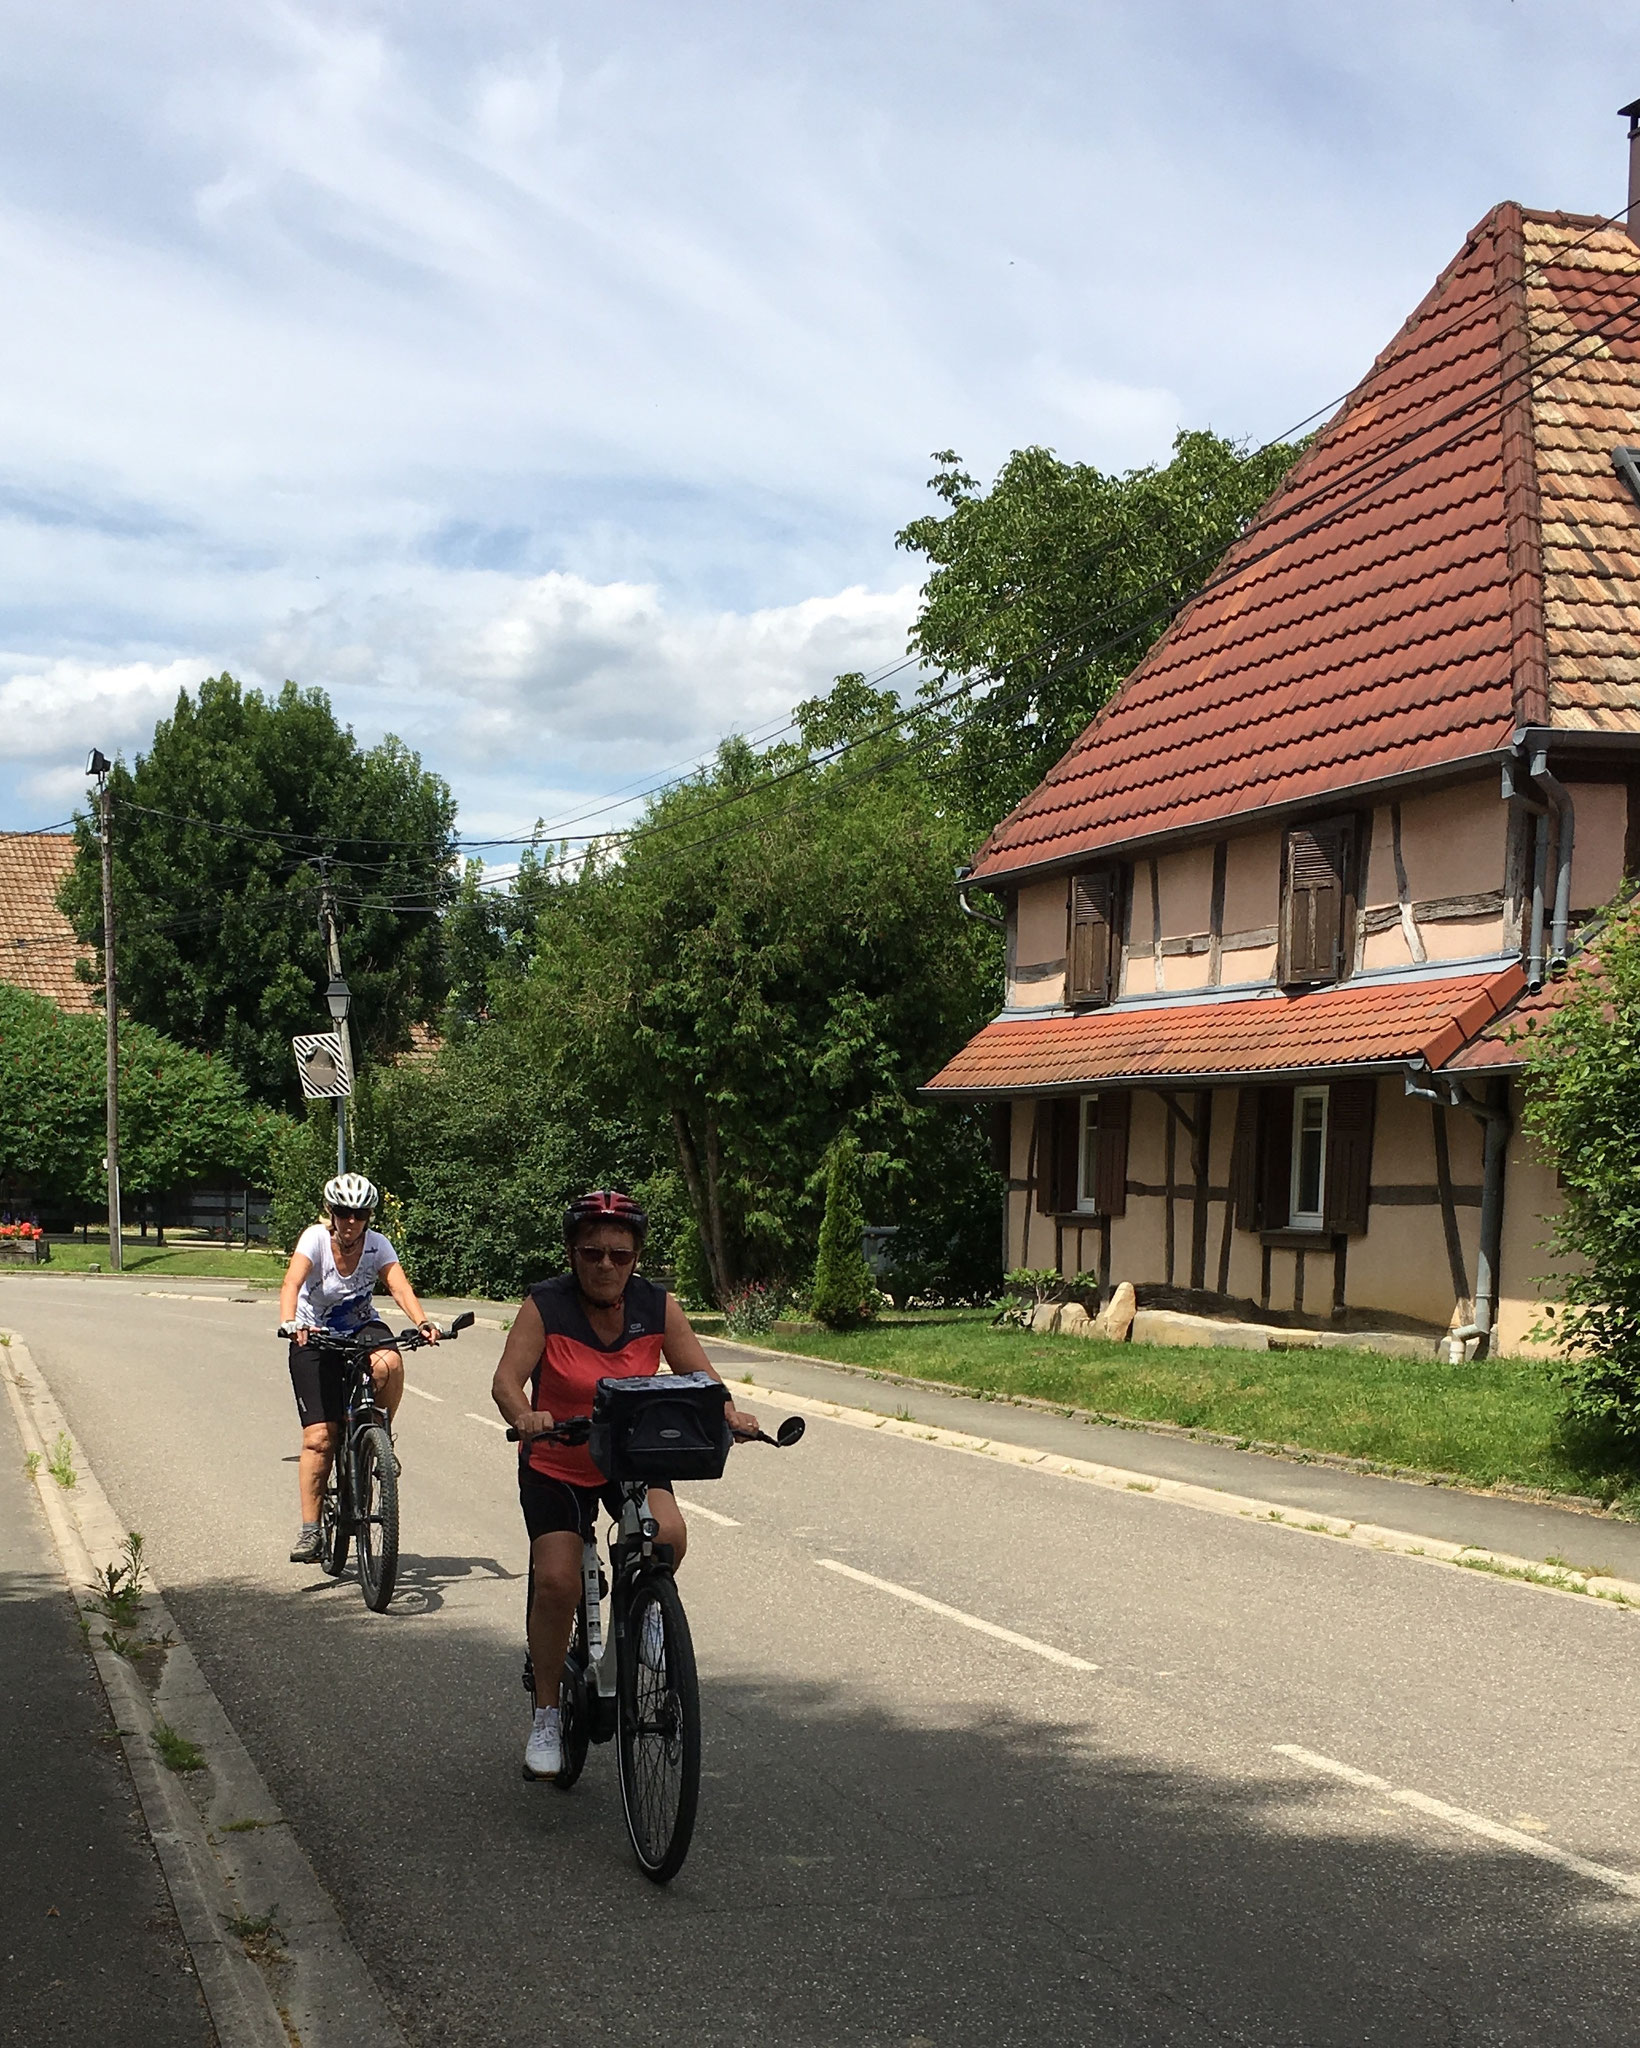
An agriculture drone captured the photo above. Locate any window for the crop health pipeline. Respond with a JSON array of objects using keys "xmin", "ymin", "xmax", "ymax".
[
  {"xmin": 1077, "ymin": 1097, "xmax": 1102, "ymax": 1211},
  {"xmin": 1067, "ymin": 868, "xmax": 1120, "ymax": 1006},
  {"xmin": 1034, "ymin": 1093, "xmax": 1129, "ymax": 1217},
  {"xmin": 1279, "ymin": 819, "xmax": 1356, "ymax": 986},
  {"xmin": 1289, "ymin": 1087, "xmax": 1329, "ymax": 1228}
]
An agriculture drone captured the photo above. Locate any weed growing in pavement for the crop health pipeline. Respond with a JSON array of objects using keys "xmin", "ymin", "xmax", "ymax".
[
  {"xmin": 23, "ymin": 1450, "xmax": 40, "ymax": 1479},
  {"xmin": 894, "ymin": 1406, "xmax": 915, "ymax": 1422},
  {"xmin": 1126, "ymin": 1481, "xmax": 1156, "ymax": 1492},
  {"xmin": 1544, "ymin": 1552, "xmax": 1616, "ymax": 1578},
  {"xmin": 46, "ymin": 1433, "xmax": 76, "ymax": 1488},
  {"xmin": 88, "ymin": 1533, "xmax": 146, "ymax": 1628},
  {"xmin": 101, "ymin": 1627, "xmax": 140, "ymax": 1659},
  {"xmin": 221, "ymin": 1817, "xmax": 277, "ymax": 1833},
  {"xmin": 151, "ymin": 1718, "xmax": 205, "ymax": 1772},
  {"xmin": 1452, "ymin": 1552, "xmax": 1638, "ymax": 1607},
  {"xmin": 224, "ymin": 1907, "xmax": 287, "ymax": 1964}
]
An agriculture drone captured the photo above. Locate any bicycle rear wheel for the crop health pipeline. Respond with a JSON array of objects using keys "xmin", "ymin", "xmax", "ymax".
[
  {"xmin": 615, "ymin": 1571, "xmax": 699, "ymax": 1883},
  {"xmin": 318, "ymin": 1451, "xmax": 349, "ymax": 1578},
  {"xmin": 556, "ymin": 1609, "xmax": 591, "ymax": 1790},
  {"xmin": 355, "ymin": 1425, "xmax": 399, "ymax": 1612}
]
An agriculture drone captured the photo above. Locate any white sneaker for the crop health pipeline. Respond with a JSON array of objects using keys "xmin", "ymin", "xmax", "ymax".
[
  {"xmin": 640, "ymin": 1603, "xmax": 666, "ymax": 1672},
  {"xmin": 523, "ymin": 1706, "xmax": 561, "ymax": 1780}
]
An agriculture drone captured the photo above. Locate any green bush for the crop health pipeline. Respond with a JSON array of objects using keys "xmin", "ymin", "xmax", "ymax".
[
  {"xmin": 1522, "ymin": 892, "xmax": 1640, "ymax": 1435},
  {"xmin": 809, "ymin": 1133, "xmax": 879, "ymax": 1330}
]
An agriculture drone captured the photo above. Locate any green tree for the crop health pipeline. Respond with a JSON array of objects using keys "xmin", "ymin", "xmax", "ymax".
[
  {"xmin": 898, "ymin": 431, "xmax": 1306, "ymax": 836},
  {"xmin": 0, "ymin": 984, "xmax": 280, "ymax": 1214},
  {"xmin": 809, "ymin": 1131, "xmax": 877, "ymax": 1328},
  {"xmin": 513, "ymin": 673, "xmax": 1003, "ymax": 1301},
  {"xmin": 58, "ymin": 675, "xmax": 457, "ymax": 1107},
  {"xmin": 1521, "ymin": 897, "xmax": 1640, "ymax": 1435}
]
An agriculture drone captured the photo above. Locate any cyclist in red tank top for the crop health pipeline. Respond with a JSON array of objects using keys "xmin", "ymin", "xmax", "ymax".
[{"xmin": 490, "ymin": 1190, "xmax": 759, "ymax": 1780}]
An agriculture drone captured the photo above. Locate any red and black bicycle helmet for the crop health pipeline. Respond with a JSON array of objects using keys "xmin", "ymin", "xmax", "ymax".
[{"xmin": 562, "ymin": 1188, "xmax": 649, "ymax": 1251}]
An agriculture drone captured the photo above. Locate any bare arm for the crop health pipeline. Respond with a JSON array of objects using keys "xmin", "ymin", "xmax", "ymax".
[
  {"xmin": 381, "ymin": 1261, "xmax": 435, "ymax": 1339},
  {"xmin": 662, "ymin": 1295, "xmax": 759, "ymax": 1436},
  {"xmin": 491, "ymin": 1297, "xmax": 555, "ymax": 1436},
  {"xmin": 279, "ymin": 1252, "xmax": 313, "ymax": 1342}
]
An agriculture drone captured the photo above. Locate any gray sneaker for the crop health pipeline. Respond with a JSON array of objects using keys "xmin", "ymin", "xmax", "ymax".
[{"xmin": 289, "ymin": 1529, "xmax": 322, "ymax": 1564}]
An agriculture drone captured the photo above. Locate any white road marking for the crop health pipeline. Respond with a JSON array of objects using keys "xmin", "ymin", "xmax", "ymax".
[
  {"xmin": 816, "ymin": 1558, "xmax": 1099, "ymax": 1671},
  {"xmin": 465, "ymin": 1411, "xmax": 507, "ymax": 1432},
  {"xmin": 1274, "ymin": 1745, "xmax": 1640, "ymax": 1900},
  {"xmin": 674, "ymin": 1496, "xmax": 741, "ymax": 1527},
  {"xmin": 403, "ymin": 1383, "xmax": 443, "ymax": 1403}
]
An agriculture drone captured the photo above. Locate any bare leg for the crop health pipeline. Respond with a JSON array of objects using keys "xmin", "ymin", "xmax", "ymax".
[
  {"xmin": 528, "ymin": 1530, "xmax": 584, "ymax": 1709},
  {"xmin": 649, "ymin": 1489, "xmax": 688, "ymax": 1567},
  {"xmin": 299, "ymin": 1421, "xmax": 341, "ymax": 1523},
  {"xmin": 369, "ymin": 1348, "xmax": 403, "ymax": 1423}
]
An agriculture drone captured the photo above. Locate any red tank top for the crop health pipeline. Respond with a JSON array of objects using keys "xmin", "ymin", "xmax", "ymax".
[{"xmin": 524, "ymin": 1273, "xmax": 667, "ymax": 1485}]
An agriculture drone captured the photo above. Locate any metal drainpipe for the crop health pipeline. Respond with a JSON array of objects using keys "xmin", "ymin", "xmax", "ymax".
[
  {"xmin": 1502, "ymin": 751, "xmax": 1550, "ymax": 991},
  {"xmin": 1530, "ymin": 745, "xmax": 1575, "ymax": 976},
  {"xmin": 955, "ymin": 864, "xmax": 1007, "ymax": 931}
]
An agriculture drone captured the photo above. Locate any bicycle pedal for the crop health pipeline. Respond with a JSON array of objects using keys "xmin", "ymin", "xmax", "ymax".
[{"xmin": 521, "ymin": 1658, "xmax": 536, "ymax": 1694}]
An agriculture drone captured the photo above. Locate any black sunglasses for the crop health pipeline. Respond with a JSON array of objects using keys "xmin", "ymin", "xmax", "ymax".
[
  {"xmin": 574, "ymin": 1244, "xmax": 636, "ymax": 1267},
  {"xmin": 332, "ymin": 1206, "xmax": 371, "ymax": 1222}
]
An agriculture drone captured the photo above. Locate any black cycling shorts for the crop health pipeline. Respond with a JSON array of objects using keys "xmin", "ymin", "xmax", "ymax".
[
  {"xmin": 518, "ymin": 1464, "xmax": 673, "ymax": 1544},
  {"xmin": 288, "ymin": 1321, "xmax": 396, "ymax": 1427}
]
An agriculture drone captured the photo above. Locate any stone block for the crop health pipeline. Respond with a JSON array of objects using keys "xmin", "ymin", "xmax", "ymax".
[
  {"xmin": 1098, "ymin": 1280, "xmax": 1137, "ymax": 1342},
  {"xmin": 1315, "ymin": 1328, "xmax": 1438, "ymax": 1360},
  {"xmin": 1029, "ymin": 1302, "xmax": 1063, "ymax": 1334},
  {"xmin": 1057, "ymin": 1302, "xmax": 1094, "ymax": 1338},
  {"xmin": 1130, "ymin": 1308, "xmax": 1269, "ymax": 1352}
]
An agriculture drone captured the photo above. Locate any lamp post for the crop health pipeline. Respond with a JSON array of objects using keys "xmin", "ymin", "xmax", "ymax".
[
  {"xmin": 86, "ymin": 748, "xmax": 121, "ymax": 1271},
  {"xmin": 325, "ymin": 974, "xmax": 353, "ymax": 1174}
]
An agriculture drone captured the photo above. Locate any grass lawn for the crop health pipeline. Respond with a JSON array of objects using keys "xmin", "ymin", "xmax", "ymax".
[
  {"xmin": 740, "ymin": 1314, "xmax": 1640, "ymax": 1508},
  {"xmin": 11, "ymin": 1240, "xmax": 283, "ymax": 1284}
]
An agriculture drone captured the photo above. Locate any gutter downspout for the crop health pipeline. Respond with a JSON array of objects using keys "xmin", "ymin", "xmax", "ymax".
[
  {"xmin": 1406, "ymin": 1067, "xmax": 1511, "ymax": 1361},
  {"xmin": 1530, "ymin": 745, "xmax": 1575, "ymax": 976},
  {"xmin": 955, "ymin": 864, "xmax": 1006, "ymax": 931},
  {"xmin": 1501, "ymin": 751, "xmax": 1551, "ymax": 990}
]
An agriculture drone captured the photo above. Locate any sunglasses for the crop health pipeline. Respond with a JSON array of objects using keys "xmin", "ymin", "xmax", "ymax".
[
  {"xmin": 332, "ymin": 1207, "xmax": 371, "ymax": 1222},
  {"xmin": 574, "ymin": 1245, "xmax": 636, "ymax": 1267}
]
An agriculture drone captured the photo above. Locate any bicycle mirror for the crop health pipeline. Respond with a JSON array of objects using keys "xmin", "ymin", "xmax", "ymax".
[
  {"xmin": 451, "ymin": 1311, "xmax": 475, "ymax": 1332},
  {"xmin": 776, "ymin": 1417, "xmax": 806, "ymax": 1447}
]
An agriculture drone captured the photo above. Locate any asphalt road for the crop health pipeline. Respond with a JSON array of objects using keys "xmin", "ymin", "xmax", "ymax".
[{"xmin": 6, "ymin": 1274, "xmax": 1640, "ymax": 2046}]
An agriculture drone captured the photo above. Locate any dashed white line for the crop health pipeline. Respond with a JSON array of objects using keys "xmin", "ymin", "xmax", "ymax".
[
  {"xmin": 1273, "ymin": 1745, "xmax": 1640, "ymax": 1900},
  {"xmin": 403, "ymin": 1383, "xmax": 443, "ymax": 1404},
  {"xmin": 465, "ymin": 1411, "xmax": 507, "ymax": 1432},
  {"xmin": 674, "ymin": 1496, "xmax": 741, "ymax": 1527},
  {"xmin": 815, "ymin": 1558, "xmax": 1099, "ymax": 1671}
]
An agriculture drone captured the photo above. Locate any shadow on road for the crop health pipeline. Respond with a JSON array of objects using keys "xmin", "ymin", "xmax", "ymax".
[{"xmin": 128, "ymin": 1569, "xmax": 1640, "ymax": 2048}]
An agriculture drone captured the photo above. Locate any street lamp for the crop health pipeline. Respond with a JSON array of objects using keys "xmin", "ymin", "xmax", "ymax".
[{"xmin": 324, "ymin": 976, "xmax": 353, "ymax": 1173}]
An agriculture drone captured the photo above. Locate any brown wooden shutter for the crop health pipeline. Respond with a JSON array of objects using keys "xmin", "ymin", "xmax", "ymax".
[
  {"xmin": 1092, "ymin": 1092, "xmax": 1130, "ymax": 1217},
  {"xmin": 1280, "ymin": 821, "xmax": 1353, "ymax": 985},
  {"xmin": 1229, "ymin": 1088, "xmax": 1260, "ymax": 1229},
  {"xmin": 1256, "ymin": 1087, "xmax": 1294, "ymax": 1231},
  {"xmin": 989, "ymin": 1102, "xmax": 1013, "ymax": 1177},
  {"xmin": 1054, "ymin": 1100, "xmax": 1080, "ymax": 1214},
  {"xmin": 1033, "ymin": 1100, "xmax": 1067, "ymax": 1214},
  {"xmin": 1067, "ymin": 870, "xmax": 1117, "ymax": 1006},
  {"xmin": 1323, "ymin": 1078, "xmax": 1376, "ymax": 1234}
]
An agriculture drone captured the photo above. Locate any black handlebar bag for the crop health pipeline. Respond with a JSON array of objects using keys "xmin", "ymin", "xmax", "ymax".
[{"xmin": 588, "ymin": 1373, "xmax": 732, "ymax": 1483}]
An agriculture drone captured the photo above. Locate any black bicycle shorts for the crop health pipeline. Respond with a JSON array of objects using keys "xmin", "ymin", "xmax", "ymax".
[
  {"xmin": 287, "ymin": 1321, "xmax": 396, "ymax": 1427},
  {"xmin": 518, "ymin": 1464, "xmax": 673, "ymax": 1544}
]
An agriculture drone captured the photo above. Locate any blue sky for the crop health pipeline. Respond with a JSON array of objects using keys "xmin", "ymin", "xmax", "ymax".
[{"xmin": 1, "ymin": 0, "xmax": 1636, "ymax": 841}]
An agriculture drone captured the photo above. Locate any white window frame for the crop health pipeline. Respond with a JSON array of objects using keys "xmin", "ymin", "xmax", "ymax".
[
  {"xmin": 1289, "ymin": 1085, "xmax": 1329, "ymax": 1230},
  {"xmin": 1076, "ymin": 1094, "xmax": 1102, "ymax": 1213}
]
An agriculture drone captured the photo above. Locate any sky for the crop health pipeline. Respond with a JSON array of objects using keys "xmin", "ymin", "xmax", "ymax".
[{"xmin": 1, "ymin": 0, "xmax": 1638, "ymax": 846}]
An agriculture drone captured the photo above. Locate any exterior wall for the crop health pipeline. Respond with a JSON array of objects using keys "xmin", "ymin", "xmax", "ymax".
[
  {"xmin": 1567, "ymin": 781, "xmax": 1626, "ymax": 912},
  {"xmin": 1494, "ymin": 1082, "xmax": 1565, "ymax": 1355},
  {"xmin": 1007, "ymin": 878, "xmax": 1066, "ymax": 1009},
  {"xmin": 1359, "ymin": 780, "xmax": 1507, "ymax": 973}
]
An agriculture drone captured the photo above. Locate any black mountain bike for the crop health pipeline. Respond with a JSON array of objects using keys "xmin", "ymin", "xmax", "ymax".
[
  {"xmin": 508, "ymin": 1375, "xmax": 804, "ymax": 1883},
  {"xmin": 298, "ymin": 1311, "xmax": 474, "ymax": 1612}
]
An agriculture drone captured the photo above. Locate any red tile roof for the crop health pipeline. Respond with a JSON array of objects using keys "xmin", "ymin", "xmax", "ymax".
[
  {"xmin": 0, "ymin": 834, "xmax": 96, "ymax": 1013},
  {"xmin": 1437, "ymin": 969, "xmax": 1573, "ymax": 1072},
  {"xmin": 924, "ymin": 966, "xmax": 1526, "ymax": 1094},
  {"xmin": 971, "ymin": 206, "xmax": 1640, "ymax": 882}
]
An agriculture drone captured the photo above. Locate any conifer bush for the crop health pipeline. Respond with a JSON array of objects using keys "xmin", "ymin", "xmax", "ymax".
[{"xmin": 809, "ymin": 1132, "xmax": 879, "ymax": 1330}]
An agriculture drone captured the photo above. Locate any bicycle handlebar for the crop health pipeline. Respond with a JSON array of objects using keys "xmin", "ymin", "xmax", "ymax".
[
  {"xmin": 279, "ymin": 1310, "xmax": 476, "ymax": 1351},
  {"xmin": 502, "ymin": 1414, "xmax": 805, "ymax": 1450}
]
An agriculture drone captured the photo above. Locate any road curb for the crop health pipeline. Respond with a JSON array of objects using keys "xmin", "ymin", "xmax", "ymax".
[
  {"xmin": 0, "ymin": 1331, "xmax": 407, "ymax": 2048},
  {"xmin": 736, "ymin": 1376, "xmax": 1640, "ymax": 1615}
]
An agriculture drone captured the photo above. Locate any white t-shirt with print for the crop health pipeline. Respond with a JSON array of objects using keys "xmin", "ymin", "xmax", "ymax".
[{"xmin": 294, "ymin": 1224, "xmax": 400, "ymax": 1332}]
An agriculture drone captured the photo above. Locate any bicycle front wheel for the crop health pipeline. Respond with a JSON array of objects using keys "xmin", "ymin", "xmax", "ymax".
[
  {"xmin": 354, "ymin": 1425, "xmax": 399, "ymax": 1612},
  {"xmin": 615, "ymin": 1570, "xmax": 700, "ymax": 1883}
]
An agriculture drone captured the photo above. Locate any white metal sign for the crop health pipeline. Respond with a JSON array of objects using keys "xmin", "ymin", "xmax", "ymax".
[{"xmin": 292, "ymin": 1031, "xmax": 352, "ymax": 1099}]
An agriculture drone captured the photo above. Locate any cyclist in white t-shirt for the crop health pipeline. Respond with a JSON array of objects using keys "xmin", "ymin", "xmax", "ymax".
[{"xmin": 276, "ymin": 1173, "xmax": 438, "ymax": 1564}]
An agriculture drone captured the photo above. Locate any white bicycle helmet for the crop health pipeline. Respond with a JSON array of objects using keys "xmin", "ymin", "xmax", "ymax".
[{"xmin": 324, "ymin": 1172, "xmax": 378, "ymax": 1213}]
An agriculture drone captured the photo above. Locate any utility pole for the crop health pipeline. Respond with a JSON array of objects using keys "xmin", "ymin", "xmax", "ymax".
[
  {"xmin": 86, "ymin": 749, "xmax": 121, "ymax": 1271},
  {"xmin": 317, "ymin": 868, "xmax": 354, "ymax": 1175}
]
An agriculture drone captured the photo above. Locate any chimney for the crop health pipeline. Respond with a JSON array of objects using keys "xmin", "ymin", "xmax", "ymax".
[{"xmin": 1621, "ymin": 98, "xmax": 1640, "ymax": 240}]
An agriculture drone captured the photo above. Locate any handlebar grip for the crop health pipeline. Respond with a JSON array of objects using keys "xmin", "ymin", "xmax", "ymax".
[{"xmin": 505, "ymin": 1426, "xmax": 520, "ymax": 1442}]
